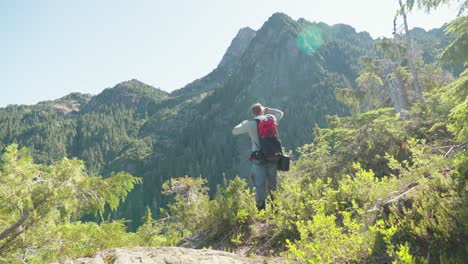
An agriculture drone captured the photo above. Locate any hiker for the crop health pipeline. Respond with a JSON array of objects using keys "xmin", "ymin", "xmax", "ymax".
[{"xmin": 232, "ymin": 103, "xmax": 283, "ymax": 211}]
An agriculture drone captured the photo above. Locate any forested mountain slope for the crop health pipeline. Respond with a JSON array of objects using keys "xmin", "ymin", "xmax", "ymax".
[
  {"xmin": 1, "ymin": 7, "xmax": 466, "ymax": 262},
  {"xmin": 0, "ymin": 13, "xmax": 456, "ymax": 228}
]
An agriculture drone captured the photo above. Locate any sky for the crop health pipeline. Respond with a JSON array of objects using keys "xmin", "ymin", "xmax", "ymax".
[{"xmin": 0, "ymin": 0, "xmax": 461, "ymax": 107}]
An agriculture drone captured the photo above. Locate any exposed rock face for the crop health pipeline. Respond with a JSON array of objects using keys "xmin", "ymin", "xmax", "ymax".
[
  {"xmin": 219, "ymin": 27, "xmax": 257, "ymax": 69},
  {"xmin": 36, "ymin": 92, "xmax": 93, "ymax": 114},
  {"xmin": 170, "ymin": 27, "xmax": 256, "ymax": 98},
  {"xmin": 55, "ymin": 247, "xmax": 282, "ymax": 264}
]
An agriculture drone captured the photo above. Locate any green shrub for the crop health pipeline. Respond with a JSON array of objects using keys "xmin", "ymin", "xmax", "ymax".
[
  {"xmin": 0, "ymin": 145, "xmax": 140, "ymax": 263},
  {"xmin": 137, "ymin": 176, "xmax": 258, "ymax": 247},
  {"xmin": 285, "ymin": 206, "xmax": 373, "ymax": 263}
]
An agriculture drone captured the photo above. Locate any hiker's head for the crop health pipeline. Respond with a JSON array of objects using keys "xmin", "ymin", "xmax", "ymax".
[{"xmin": 251, "ymin": 103, "xmax": 264, "ymax": 117}]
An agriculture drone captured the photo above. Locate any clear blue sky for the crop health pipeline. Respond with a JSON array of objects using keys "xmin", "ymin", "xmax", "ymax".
[{"xmin": 0, "ymin": 0, "xmax": 460, "ymax": 107}]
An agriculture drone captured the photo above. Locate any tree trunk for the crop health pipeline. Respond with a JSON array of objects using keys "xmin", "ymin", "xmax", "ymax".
[
  {"xmin": 399, "ymin": 0, "xmax": 424, "ymax": 103},
  {"xmin": 375, "ymin": 59, "xmax": 409, "ymax": 117}
]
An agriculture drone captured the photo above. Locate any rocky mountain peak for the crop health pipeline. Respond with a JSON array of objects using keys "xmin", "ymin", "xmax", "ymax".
[
  {"xmin": 115, "ymin": 79, "xmax": 165, "ymax": 94},
  {"xmin": 170, "ymin": 28, "xmax": 256, "ymax": 97},
  {"xmin": 84, "ymin": 79, "xmax": 169, "ymax": 111},
  {"xmin": 267, "ymin": 12, "xmax": 294, "ymax": 26},
  {"xmin": 117, "ymin": 78, "xmax": 143, "ymax": 86},
  {"xmin": 259, "ymin": 12, "xmax": 302, "ymax": 35},
  {"xmin": 111, "ymin": 79, "xmax": 167, "ymax": 96},
  {"xmin": 34, "ymin": 92, "xmax": 93, "ymax": 114},
  {"xmin": 218, "ymin": 27, "xmax": 256, "ymax": 68},
  {"xmin": 58, "ymin": 92, "xmax": 93, "ymax": 102}
]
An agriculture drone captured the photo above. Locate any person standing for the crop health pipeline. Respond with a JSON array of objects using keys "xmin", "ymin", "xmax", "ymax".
[{"xmin": 232, "ymin": 103, "xmax": 283, "ymax": 210}]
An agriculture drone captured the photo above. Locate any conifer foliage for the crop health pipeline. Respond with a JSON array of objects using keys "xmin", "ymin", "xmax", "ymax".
[{"xmin": 0, "ymin": 144, "xmax": 141, "ymax": 262}]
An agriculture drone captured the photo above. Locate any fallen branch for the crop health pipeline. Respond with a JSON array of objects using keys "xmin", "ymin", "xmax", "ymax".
[
  {"xmin": 368, "ymin": 181, "xmax": 419, "ymax": 213},
  {"xmin": 444, "ymin": 142, "xmax": 466, "ymax": 157}
]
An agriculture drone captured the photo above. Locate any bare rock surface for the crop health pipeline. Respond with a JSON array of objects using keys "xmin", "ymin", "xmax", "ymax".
[{"xmin": 55, "ymin": 247, "xmax": 282, "ymax": 264}]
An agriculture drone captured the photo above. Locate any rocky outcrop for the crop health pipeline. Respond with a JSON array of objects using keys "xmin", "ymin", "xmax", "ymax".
[
  {"xmin": 219, "ymin": 27, "xmax": 257, "ymax": 69},
  {"xmin": 36, "ymin": 92, "xmax": 93, "ymax": 114},
  {"xmin": 170, "ymin": 27, "xmax": 256, "ymax": 98},
  {"xmin": 55, "ymin": 247, "xmax": 282, "ymax": 264}
]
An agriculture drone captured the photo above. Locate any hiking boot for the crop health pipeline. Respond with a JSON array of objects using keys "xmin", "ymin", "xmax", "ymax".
[{"xmin": 256, "ymin": 200, "xmax": 266, "ymax": 211}]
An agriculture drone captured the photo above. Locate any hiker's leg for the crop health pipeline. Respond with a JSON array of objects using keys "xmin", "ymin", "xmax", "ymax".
[
  {"xmin": 265, "ymin": 162, "xmax": 278, "ymax": 211},
  {"xmin": 252, "ymin": 161, "xmax": 267, "ymax": 210},
  {"xmin": 266, "ymin": 161, "xmax": 278, "ymax": 195}
]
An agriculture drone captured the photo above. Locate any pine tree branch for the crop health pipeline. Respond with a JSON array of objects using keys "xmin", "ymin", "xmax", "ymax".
[
  {"xmin": 0, "ymin": 210, "xmax": 30, "ymax": 241},
  {"xmin": 0, "ymin": 196, "xmax": 48, "ymax": 242}
]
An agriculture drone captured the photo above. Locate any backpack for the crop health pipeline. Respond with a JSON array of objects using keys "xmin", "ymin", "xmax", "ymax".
[{"xmin": 254, "ymin": 115, "xmax": 282, "ymax": 161}]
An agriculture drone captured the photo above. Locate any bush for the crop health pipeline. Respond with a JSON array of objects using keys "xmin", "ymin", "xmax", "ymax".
[
  {"xmin": 137, "ymin": 176, "xmax": 258, "ymax": 247},
  {"xmin": 0, "ymin": 144, "xmax": 141, "ymax": 263}
]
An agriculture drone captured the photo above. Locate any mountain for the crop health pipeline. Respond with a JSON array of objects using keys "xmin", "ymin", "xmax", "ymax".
[
  {"xmin": 84, "ymin": 79, "xmax": 169, "ymax": 111},
  {"xmin": 219, "ymin": 27, "xmax": 257, "ymax": 69},
  {"xmin": 0, "ymin": 12, "xmax": 450, "ymax": 229},
  {"xmin": 37, "ymin": 92, "xmax": 93, "ymax": 114},
  {"xmin": 160, "ymin": 13, "xmax": 373, "ymax": 189},
  {"xmin": 170, "ymin": 27, "xmax": 256, "ymax": 97}
]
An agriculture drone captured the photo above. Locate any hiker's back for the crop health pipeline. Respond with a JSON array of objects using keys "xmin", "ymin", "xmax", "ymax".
[
  {"xmin": 255, "ymin": 114, "xmax": 282, "ymax": 161},
  {"xmin": 232, "ymin": 106, "xmax": 284, "ymax": 153}
]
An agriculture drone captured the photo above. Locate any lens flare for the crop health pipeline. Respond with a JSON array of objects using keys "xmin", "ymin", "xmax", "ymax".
[{"xmin": 296, "ymin": 25, "xmax": 324, "ymax": 55}]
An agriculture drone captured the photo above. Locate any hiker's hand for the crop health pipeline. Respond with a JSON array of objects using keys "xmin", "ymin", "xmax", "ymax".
[{"xmin": 264, "ymin": 107, "xmax": 269, "ymax": 113}]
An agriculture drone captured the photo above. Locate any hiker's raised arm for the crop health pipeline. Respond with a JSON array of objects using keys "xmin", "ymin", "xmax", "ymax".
[
  {"xmin": 232, "ymin": 120, "xmax": 249, "ymax": 135},
  {"xmin": 265, "ymin": 107, "xmax": 283, "ymax": 121}
]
